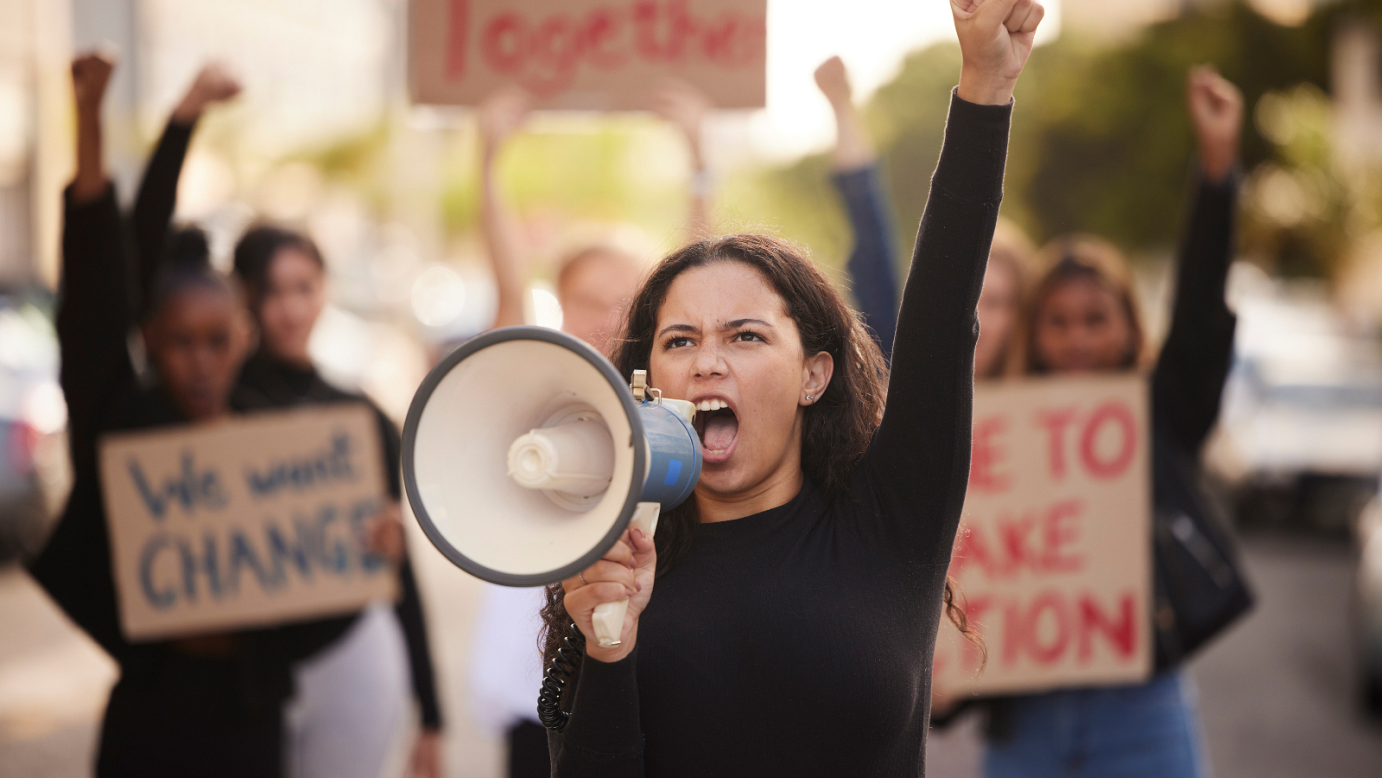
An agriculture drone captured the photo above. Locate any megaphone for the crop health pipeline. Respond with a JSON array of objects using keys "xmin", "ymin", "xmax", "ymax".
[{"xmin": 401, "ymin": 326, "xmax": 702, "ymax": 647}]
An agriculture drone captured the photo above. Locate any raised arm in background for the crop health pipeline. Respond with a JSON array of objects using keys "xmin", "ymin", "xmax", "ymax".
[
  {"xmin": 37, "ymin": 52, "xmax": 136, "ymax": 660},
  {"xmin": 1152, "ymin": 66, "xmax": 1243, "ymax": 456},
  {"xmin": 131, "ymin": 63, "xmax": 240, "ymax": 318},
  {"xmin": 651, "ymin": 79, "xmax": 714, "ymax": 239},
  {"xmin": 815, "ymin": 56, "xmax": 900, "ymax": 363},
  {"xmin": 864, "ymin": 0, "xmax": 1041, "ymax": 557},
  {"xmin": 478, "ymin": 86, "xmax": 533, "ymax": 329}
]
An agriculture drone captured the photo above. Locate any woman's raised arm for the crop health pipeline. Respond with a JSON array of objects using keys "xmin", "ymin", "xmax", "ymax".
[{"xmin": 864, "ymin": 0, "xmax": 1042, "ymax": 555}]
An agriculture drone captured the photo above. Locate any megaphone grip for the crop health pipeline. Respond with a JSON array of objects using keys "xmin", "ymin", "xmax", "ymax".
[{"xmin": 590, "ymin": 502, "xmax": 662, "ymax": 648}]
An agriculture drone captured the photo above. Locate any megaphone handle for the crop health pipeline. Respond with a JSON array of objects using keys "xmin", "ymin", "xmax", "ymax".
[{"xmin": 591, "ymin": 502, "xmax": 661, "ymax": 648}]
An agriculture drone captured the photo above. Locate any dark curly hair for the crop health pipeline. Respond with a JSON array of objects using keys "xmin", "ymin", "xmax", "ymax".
[{"xmin": 540, "ymin": 234, "xmax": 983, "ymax": 705}]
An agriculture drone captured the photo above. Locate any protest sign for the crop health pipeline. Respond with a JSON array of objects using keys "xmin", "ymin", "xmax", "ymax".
[
  {"xmin": 409, "ymin": 0, "xmax": 767, "ymax": 109},
  {"xmin": 934, "ymin": 375, "xmax": 1153, "ymax": 697},
  {"xmin": 98, "ymin": 405, "xmax": 397, "ymax": 641}
]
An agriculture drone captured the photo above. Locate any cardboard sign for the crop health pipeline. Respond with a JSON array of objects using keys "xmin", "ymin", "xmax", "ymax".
[
  {"xmin": 99, "ymin": 405, "xmax": 397, "ymax": 641},
  {"xmin": 409, "ymin": 0, "xmax": 767, "ymax": 109},
  {"xmin": 934, "ymin": 375, "xmax": 1153, "ymax": 696}
]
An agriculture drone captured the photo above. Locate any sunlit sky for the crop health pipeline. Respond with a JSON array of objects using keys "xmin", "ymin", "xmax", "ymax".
[{"xmin": 752, "ymin": 0, "xmax": 1062, "ymax": 159}]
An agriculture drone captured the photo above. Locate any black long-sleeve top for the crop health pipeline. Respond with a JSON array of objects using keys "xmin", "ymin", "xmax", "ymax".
[{"xmin": 547, "ymin": 92, "xmax": 1010, "ymax": 778}]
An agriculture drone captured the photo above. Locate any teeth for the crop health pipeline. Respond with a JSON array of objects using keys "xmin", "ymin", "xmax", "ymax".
[
  {"xmin": 698, "ymin": 400, "xmax": 711, "ymax": 411},
  {"xmin": 710, "ymin": 400, "xmax": 722, "ymax": 411}
]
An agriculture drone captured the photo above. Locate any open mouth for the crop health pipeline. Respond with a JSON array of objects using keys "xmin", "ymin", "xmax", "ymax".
[{"xmin": 693, "ymin": 400, "xmax": 739, "ymax": 462}]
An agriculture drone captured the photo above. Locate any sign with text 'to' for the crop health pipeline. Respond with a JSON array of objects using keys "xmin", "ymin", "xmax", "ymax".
[
  {"xmin": 935, "ymin": 375, "xmax": 1153, "ymax": 697},
  {"xmin": 409, "ymin": 0, "xmax": 767, "ymax": 109},
  {"xmin": 99, "ymin": 405, "xmax": 397, "ymax": 642}
]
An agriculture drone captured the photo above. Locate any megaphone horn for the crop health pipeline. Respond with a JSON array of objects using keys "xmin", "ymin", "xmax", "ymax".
[{"xmin": 401, "ymin": 326, "xmax": 702, "ymax": 647}]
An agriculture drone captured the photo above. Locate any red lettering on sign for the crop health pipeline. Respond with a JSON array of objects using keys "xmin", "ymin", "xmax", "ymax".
[
  {"xmin": 1078, "ymin": 592, "xmax": 1138, "ymax": 660},
  {"xmin": 1036, "ymin": 407, "xmax": 1078, "ymax": 481},
  {"xmin": 447, "ymin": 0, "xmax": 471, "ymax": 79},
  {"xmin": 950, "ymin": 523, "xmax": 994, "ymax": 579},
  {"xmin": 997, "ymin": 512, "xmax": 1038, "ymax": 574},
  {"xmin": 528, "ymin": 15, "xmax": 582, "ymax": 95},
  {"xmin": 1002, "ymin": 599, "xmax": 1025, "ymax": 666},
  {"xmin": 582, "ymin": 8, "xmax": 628, "ymax": 70},
  {"xmin": 1079, "ymin": 401, "xmax": 1138, "ymax": 480},
  {"xmin": 970, "ymin": 416, "xmax": 1012, "ymax": 494},
  {"xmin": 481, "ymin": 13, "xmax": 527, "ymax": 74},
  {"xmin": 1040, "ymin": 499, "xmax": 1084, "ymax": 573},
  {"xmin": 1026, "ymin": 591, "xmax": 1070, "ymax": 665}
]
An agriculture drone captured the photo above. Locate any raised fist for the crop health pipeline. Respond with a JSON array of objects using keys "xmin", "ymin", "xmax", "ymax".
[
  {"xmin": 1187, "ymin": 66, "xmax": 1243, "ymax": 183},
  {"xmin": 71, "ymin": 52, "xmax": 116, "ymax": 111},
  {"xmin": 951, "ymin": 0, "xmax": 1045, "ymax": 105}
]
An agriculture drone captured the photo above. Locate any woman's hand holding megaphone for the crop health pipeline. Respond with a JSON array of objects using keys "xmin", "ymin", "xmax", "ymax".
[{"xmin": 562, "ymin": 527, "xmax": 657, "ymax": 663}]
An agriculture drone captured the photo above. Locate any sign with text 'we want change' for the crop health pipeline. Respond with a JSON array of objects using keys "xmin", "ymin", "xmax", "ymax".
[
  {"xmin": 934, "ymin": 375, "xmax": 1154, "ymax": 697},
  {"xmin": 410, "ymin": 0, "xmax": 766, "ymax": 109},
  {"xmin": 99, "ymin": 406, "xmax": 397, "ymax": 641}
]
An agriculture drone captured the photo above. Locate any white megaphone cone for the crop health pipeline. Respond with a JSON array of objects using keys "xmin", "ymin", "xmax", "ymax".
[{"xmin": 401, "ymin": 327, "xmax": 701, "ymax": 647}]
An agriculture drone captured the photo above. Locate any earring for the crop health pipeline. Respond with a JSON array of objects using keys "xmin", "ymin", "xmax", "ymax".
[{"xmin": 805, "ymin": 394, "xmax": 813, "ymax": 402}]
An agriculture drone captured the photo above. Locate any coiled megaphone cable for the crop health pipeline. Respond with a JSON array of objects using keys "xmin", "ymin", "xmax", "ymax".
[{"xmin": 537, "ymin": 622, "xmax": 586, "ymax": 732}]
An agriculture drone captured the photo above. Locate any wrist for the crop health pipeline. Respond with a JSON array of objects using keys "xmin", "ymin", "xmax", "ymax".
[
  {"xmin": 585, "ymin": 633, "xmax": 636, "ymax": 664},
  {"xmin": 957, "ymin": 69, "xmax": 1017, "ymax": 106}
]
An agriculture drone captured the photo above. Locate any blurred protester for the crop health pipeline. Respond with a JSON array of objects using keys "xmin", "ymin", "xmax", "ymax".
[
  {"xmin": 221, "ymin": 228, "xmax": 444, "ymax": 778},
  {"xmin": 979, "ymin": 66, "xmax": 1253, "ymax": 778},
  {"xmin": 543, "ymin": 0, "xmax": 1043, "ymax": 773},
  {"xmin": 467, "ymin": 84, "xmax": 657, "ymax": 778},
  {"xmin": 814, "ymin": 55, "xmax": 900, "ymax": 363},
  {"xmin": 815, "ymin": 55, "xmax": 1035, "ymax": 378},
  {"xmin": 120, "ymin": 54, "xmax": 444, "ymax": 777},
  {"xmin": 29, "ymin": 52, "xmax": 290, "ymax": 778}
]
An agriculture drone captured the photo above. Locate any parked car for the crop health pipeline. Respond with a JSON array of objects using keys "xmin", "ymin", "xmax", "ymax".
[
  {"xmin": 0, "ymin": 289, "xmax": 66, "ymax": 562},
  {"xmin": 1206, "ymin": 266, "xmax": 1382, "ymax": 534}
]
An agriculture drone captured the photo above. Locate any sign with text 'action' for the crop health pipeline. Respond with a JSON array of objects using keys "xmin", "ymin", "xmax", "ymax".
[
  {"xmin": 99, "ymin": 405, "xmax": 397, "ymax": 641},
  {"xmin": 934, "ymin": 375, "xmax": 1153, "ymax": 697},
  {"xmin": 410, "ymin": 0, "xmax": 767, "ymax": 109}
]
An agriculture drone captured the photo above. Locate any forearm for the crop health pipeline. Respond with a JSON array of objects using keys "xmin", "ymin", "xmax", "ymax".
[
  {"xmin": 394, "ymin": 558, "xmax": 444, "ymax": 729},
  {"xmin": 867, "ymin": 91, "xmax": 1010, "ymax": 551},
  {"xmin": 73, "ymin": 111, "xmax": 106, "ymax": 204},
  {"xmin": 834, "ymin": 165, "xmax": 899, "ymax": 363},
  {"xmin": 481, "ymin": 153, "xmax": 527, "ymax": 328},
  {"xmin": 1152, "ymin": 171, "xmax": 1238, "ymax": 453},
  {"xmin": 58, "ymin": 184, "xmax": 136, "ymax": 474},
  {"xmin": 132, "ymin": 119, "xmax": 195, "ymax": 316},
  {"xmin": 551, "ymin": 649, "xmax": 645, "ymax": 777}
]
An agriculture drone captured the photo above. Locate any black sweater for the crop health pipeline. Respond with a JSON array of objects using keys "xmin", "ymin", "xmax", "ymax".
[{"xmin": 548, "ymin": 93, "xmax": 1010, "ymax": 778}]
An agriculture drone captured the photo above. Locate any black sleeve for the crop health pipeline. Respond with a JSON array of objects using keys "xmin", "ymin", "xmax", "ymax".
[
  {"xmin": 31, "ymin": 184, "xmax": 138, "ymax": 662},
  {"xmin": 550, "ymin": 649, "xmax": 645, "ymax": 777},
  {"xmin": 396, "ymin": 558, "xmax": 443, "ymax": 729},
  {"xmin": 373, "ymin": 404, "xmax": 444, "ymax": 728},
  {"xmin": 131, "ymin": 120, "xmax": 194, "ymax": 319},
  {"xmin": 859, "ymin": 91, "xmax": 1011, "ymax": 563},
  {"xmin": 834, "ymin": 165, "xmax": 901, "ymax": 364},
  {"xmin": 56, "ymin": 185, "xmax": 137, "ymax": 477},
  {"xmin": 1151, "ymin": 172, "xmax": 1238, "ymax": 456}
]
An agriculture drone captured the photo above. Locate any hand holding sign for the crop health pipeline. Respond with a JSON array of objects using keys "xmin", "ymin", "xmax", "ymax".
[{"xmin": 952, "ymin": 0, "xmax": 1045, "ymax": 105}]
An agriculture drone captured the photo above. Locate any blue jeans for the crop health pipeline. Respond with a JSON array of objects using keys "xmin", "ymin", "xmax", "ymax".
[{"xmin": 983, "ymin": 670, "xmax": 1210, "ymax": 778}]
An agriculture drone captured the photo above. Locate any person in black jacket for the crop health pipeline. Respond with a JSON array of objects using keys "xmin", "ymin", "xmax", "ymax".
[
  {"xmin": 30, "ymin": 52, "xmax": 293, "ymax": 778},
  {"xmin": 123, "ymin": 67, "xmax": 446, "ymax": 778},
  {"xmin": 979, "ymin": 66, "xmax": 1251, "ymax": 778},
  {"xmin": 539, "ymin": 2, "xmax": 1044, "ymax": 775}
]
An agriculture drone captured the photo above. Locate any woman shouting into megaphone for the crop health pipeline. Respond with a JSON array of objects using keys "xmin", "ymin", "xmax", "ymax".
[{"xmin": 546, "ymin": 2, "xmax": 1044, "ymax": 775}]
